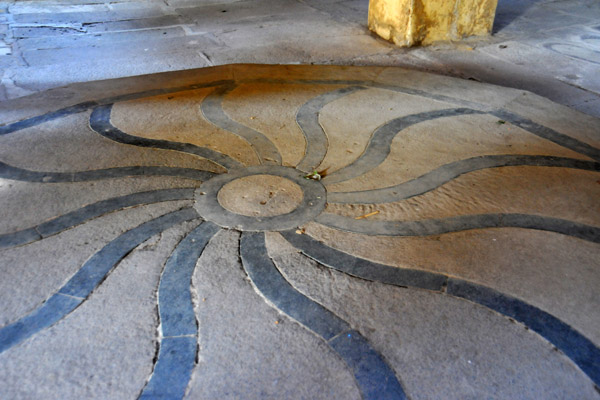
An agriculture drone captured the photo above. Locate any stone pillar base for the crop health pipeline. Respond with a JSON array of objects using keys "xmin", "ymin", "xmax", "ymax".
[{"xmin": 368, "ymin": 0, "xmax": 498, "ymax": 47}]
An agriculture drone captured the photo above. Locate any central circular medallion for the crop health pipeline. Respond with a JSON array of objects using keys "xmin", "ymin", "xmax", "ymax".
[
  {"xmin": 194, "ymin": 166, "xmax": 326, "ymax": 232},
  {"xmin": 218, "ymin": 174, "xmax": 304, "ymax": 217}
]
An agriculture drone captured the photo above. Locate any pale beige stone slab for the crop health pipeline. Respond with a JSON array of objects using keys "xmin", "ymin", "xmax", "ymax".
[
  {"xmin": 0, "ymin": 110, "xmax": 220, "ymax": 172},
  {"xmin": 218, "ymin": 174, "xmax": 303, "ymax": 217},
  {"xmin": 326, "ymin": 166, "xmax": 600, "ymax": 226},
  {"xmin": 111, "ymin": 88, "xmax": 259, "ymax": 166},
  {"xmin": 318, "ymin": 87, "xmax": 452, "ymax": 174},
  {"xmin": 327, "ymin": 113, "xmax": 591, "ymax": 193},
  {"xmin": 503, "ymin": 92, "xmax": 600, "ymax": 149},
  {"xmin": 375, "ymin": 67, "xmax": 524, "ymax": 109},
  {"xmin": 222, "ymin": 83, "xmax": 344, "ymax": 167}
]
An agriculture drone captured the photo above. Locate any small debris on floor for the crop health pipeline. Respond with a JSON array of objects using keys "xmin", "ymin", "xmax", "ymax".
[
  {"xmin": 355, "ymin": 210, "xmax": 380, "ymax": 219},
  {"xmin": 304, "ymin": 170, "xmax": 321, "ymax": 180}
]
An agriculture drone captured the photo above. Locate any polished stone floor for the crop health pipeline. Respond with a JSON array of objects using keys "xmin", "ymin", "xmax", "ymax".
[{"xmin": 0, "ymin": 65, "xmax": 598, "ymax": 399}]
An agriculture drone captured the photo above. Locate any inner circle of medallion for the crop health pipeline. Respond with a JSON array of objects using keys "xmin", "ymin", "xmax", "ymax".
[{"xmin": 194, "ymin": 166, "xmax": 327, "ymax": 231}]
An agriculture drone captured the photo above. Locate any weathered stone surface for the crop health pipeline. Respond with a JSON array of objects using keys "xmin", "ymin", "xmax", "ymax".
[
  {"xmin": 0, "ymin": 201, "xmax": 192, "ymax": 327},
  {"xmin": 187, "ymin": 230, "xmax": 361, "ymax": 400},
  {"xmin": 0, "ymin": 64, "xmax": 598, "ymax": 398},
  {"xmin": 0, "ymin": 220, "xmax": 198, "ymax": 399},
  {"xmin": 266, "ymin": 234, "xmax": 599, "ymax": 400}
]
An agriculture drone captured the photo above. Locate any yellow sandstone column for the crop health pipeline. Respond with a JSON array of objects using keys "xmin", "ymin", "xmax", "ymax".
[{"xmin": 368, "ymin": 0, "xmax": 498, "ymax": 47}]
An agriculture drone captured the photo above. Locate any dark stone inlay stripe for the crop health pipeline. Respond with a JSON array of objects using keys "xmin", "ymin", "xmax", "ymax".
[
  {"xmin": 140, "ymin": 223, "xmax": 220, "ymax": 399},
  {"xmin": 258, "ymin": 79, "xmax": 487, "ymax": 110},
  {"xmin": 329, "ymin": 330, "xmax": 407, "ymax": 400},
  {"xmin": 323, "ymin": 108, "xmax": 485, "ymax": 184},
  {"xmin": 0, "ymin": 208, "xmax": 199, "ymax": 354},
  {"xmin": 201, "ymin": 85, "xmax": 282, "ymax": 165},
  {"xmin": 241, "ymin": 231, "xmax": 349, "ymax": 340},
  {"xmin": 328, "ymin": 155, "xmax": 600, "ymax": 204},
  {"xmin": 0, "ymin": 160, "xmax": 215, "ymax": 183},
  {"xmin": 280, "ymin": 230, "xmax": 446, "ymax": 291},
  {"xmin": 0, "ymin": 228, "xmax": 41, "ymax": 249},
  {"xmin": 492, "ymin": 110, "xmax": 600, "ymax": 162},
  {"xmin": 0, "ymin": 80, "xmax": 233, "ymax": 136},
  {"xmin": 60, "ymin": 207, "xmax": 199, "ymax": 298},
  {"xmin": 0, "ymin": 101, "xmax": 99, "ymax": 136},
  {"xmin": 240, "ymin": 232, "xmax": 407, "ymax": 399},
  {"xmin": 0, "ymin": 293, "xmax": 81, "ymax": 354},
  {"xmin": 281, "ymin": 232, "xmax": 600, "ymax": 386},
  {"xmin": 138, "ymin": 337, "xmax": 197, "ymax": 400},
  {"xmin": 0, "ymin": 188, "xmax": 195, "ymax": 249},
  {"xmin": 447, "ymin": 279, "xmax": 600, "ymax": 386},
  {"xmin": 90, "ymin": 104, "xmax": 241, "ymax": 170},
  {"xmin": 295, "ymin": 86, "xmax": 366, "ymax": 172},
  {"xmin": 317, "ymin": 213, "xmax": 600, "ymax": 243},
  {"xmin": 158, "ymin": 222, "xmax": 220, "ymax": 337}
]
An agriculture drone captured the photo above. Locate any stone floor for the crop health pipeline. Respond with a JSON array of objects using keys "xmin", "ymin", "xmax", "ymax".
[
  {"xmin": 0, "ymin": 0, "xmax": 599, "ymax": 117},
  {"xmin": 1, "ymin": 0, "xmax": 600, "ymax": 399},
  {"xmin": 0, "ymin": 64, "xmax": 599, "ymax": 399}
]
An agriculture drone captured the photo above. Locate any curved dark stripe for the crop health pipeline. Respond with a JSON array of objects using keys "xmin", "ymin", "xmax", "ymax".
[
  {"xmin": 0, "ymin": 80, "xmax": 233, "ymax": 136},
  {"xmin": 140, "ymin": 222, "xmax": 220, "ymax": 399},
  {"xmin": 0, "ymin": 101, "xmax": 99, "ymax": 136},
  {"xmin": 90, "ymin": 104, "xmax": 241, "ymax": 170},
  {"xmin": 279, "ymin": 230, "xmax": 446, "ymax": 290},
  {"xmin": 0, "ymin": 160, "xmax": 214, "ymax": 183},
  {"xmin": 280, "ymin": 232, "xmax": 600, "ymax": 386},
  {"xmin": 327, "ymin": 155, "xmax": 600, "ymax": 204},
  {"xmin": 492, "ymin": 110, "xmax": 600, "ymax": 162},
  {"xmin": 0, "ymin": 189, "xmax": 195, "ymax": 249},
  {"xmin": 201, "ymin": 85, "xmax": 281, "ymax": 165},
  {"xmin": 316, "ymin": 213, "xmax": 600, "ymax": 243},
  {"xmin": 0, "ymin": 207, "xmax": 199, "ymax": 354},
  {"xmin": 323, "ymin": 108, "xmax": 485, "ymax": 184},
  {"xmin": 240, "ymin": 232, "xmax": 406, "ymax": 399},
  {"xmin": 447, "ymin": 280, "xmax": 600, "ymax": 386},
  {"xmin": 295, "ymin": 86, "xmax": 367, "ymax": 172}
]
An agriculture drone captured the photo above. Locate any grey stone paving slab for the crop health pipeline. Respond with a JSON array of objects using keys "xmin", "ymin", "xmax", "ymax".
[
  {"xmin": 0, "ymin": 201, "xmax": 192, "ymax": 327},
  {"xmin": 0, "ymin": 177, "xmax": 197, "ymax": 234},
  {"xmin": 157, "ymin": 221, "xmax": 220, "ymax": 338},
  {"xmin": 0, "ymin": 207, "xmax": 198, "ymax": 353},
  {"xmin": 140, "ymin": 222, "xmax": 221, "ymax": 398},
  {"xmin": 0, "ymin": 219, "xmax": 197, "ymax": 399},
  {"xmin": 280, "ymin": 230, "xmax": 447, "ymax": 291},
  {"xmin": 266, "ymin": 236, "xmax": 599, "ymax": 400},
  {"xmin": 240, "ymin": 231, "xmax": 406, "ymax": 399},
  {"xmin": 20, "ymin": 31, "xmax": 211, "ymax": 66},
  {"xmin": 0, "ymin": 188, "xmax": 195, "ymax": 248},
  {"xmin": 186, "ymin": 229, "xmax": 362, "ymax": 400}
]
